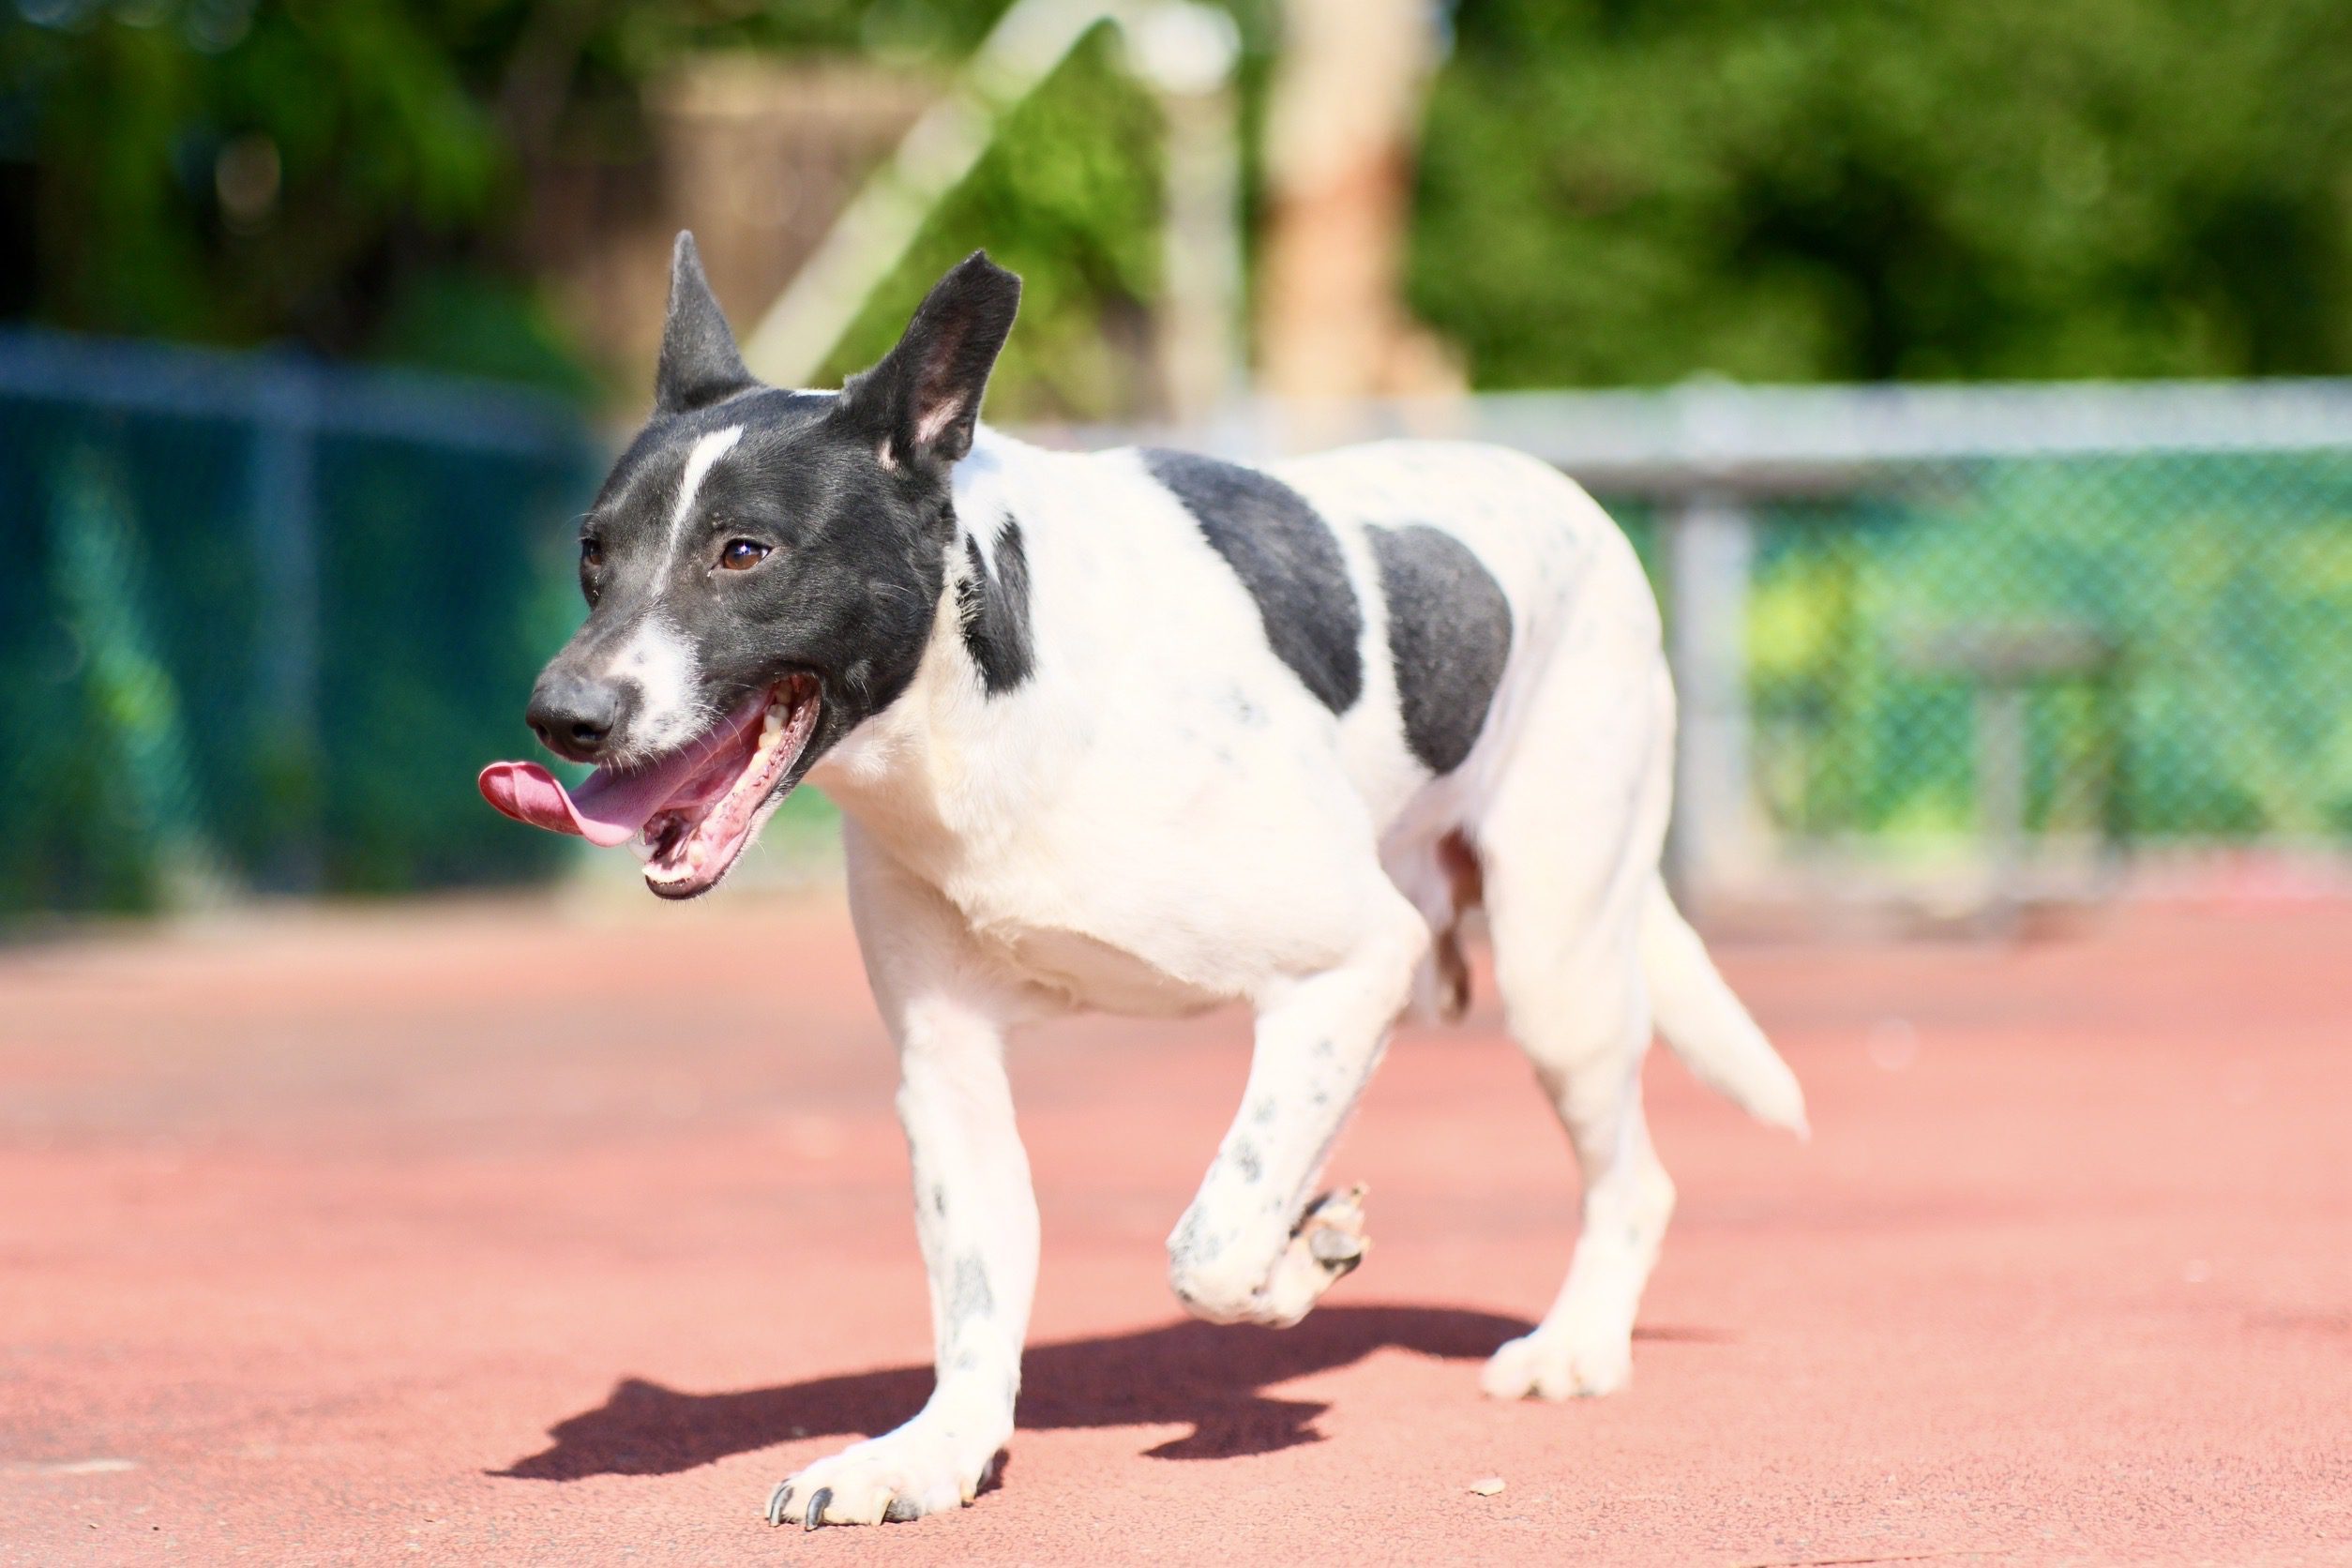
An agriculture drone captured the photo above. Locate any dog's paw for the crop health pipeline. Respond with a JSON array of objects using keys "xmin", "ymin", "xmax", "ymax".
[
  {"xmin": 1478, "ymin": 1323, "xmax": 1633, "ymax": 1401},
  {"xmin": 764, "ymin": 1420, "xmax": 1000, "ymax": 1530},
  {"xmin": 1174, "ymin": 1183, "xmax": 1371, "ymax": 1327},
  {"xmin": 1253, "ymin": 1183, "xmax": 1371, "ymax": 1326}
]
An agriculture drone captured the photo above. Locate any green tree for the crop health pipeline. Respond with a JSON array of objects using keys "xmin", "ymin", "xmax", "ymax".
[
  {"xmin": 1412, "ymin": 0, "xmax": 2352, "ymax": 386},
  {"xmin": 0, "ymin": 0, "xmax": 1221, "ymax": 413}
]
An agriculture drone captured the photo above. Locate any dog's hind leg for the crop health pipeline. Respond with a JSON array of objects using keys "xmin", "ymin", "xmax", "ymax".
[
  {"xmin": 1165, "ymin": 886, "xmax": 1427, "ymax": 1328},
  {"xmin": 1475, "ymin": 633, "xmax": 1680, "ymax": 1400}
]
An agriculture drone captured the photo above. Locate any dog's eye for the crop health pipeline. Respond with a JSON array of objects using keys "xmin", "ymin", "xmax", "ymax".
[
  {"xmin": 719, "ymin": 539, "xmax": 771, "ymax": 571},
  {"xmin": 580, "ymin": 538, "xmax": 603, "ymax": 570}
]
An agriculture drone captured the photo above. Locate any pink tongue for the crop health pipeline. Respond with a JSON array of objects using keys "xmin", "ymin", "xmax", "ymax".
[{"xmin": 477, "ymin": 692, "xmax": 769, "ymax": 847}]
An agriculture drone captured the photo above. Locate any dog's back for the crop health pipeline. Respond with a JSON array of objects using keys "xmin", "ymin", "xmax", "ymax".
[{"xmin": 814, "ymin": 431, "xmax": 1657, "ymax": 1009}]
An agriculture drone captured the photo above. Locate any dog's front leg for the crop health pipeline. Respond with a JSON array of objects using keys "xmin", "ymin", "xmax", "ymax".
[
  {"xmin": 771, "ymin": 838, "xmax": 1039, "ymax": 1530},
  {"xmin": 1167, "ymin": 897, "xmax": 1425, "ymax": 1327},
  {"xmin": 767, "ymin": 976, "xmax": 1033, "ymax": 1532}
]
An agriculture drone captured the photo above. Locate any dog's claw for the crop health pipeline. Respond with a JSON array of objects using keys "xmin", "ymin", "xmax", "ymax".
[
  {"xmin": 1300, "ymin": 1182, "xmax": 1370, "ymax": 1275},
  {"xmin": 1308, "ymin": 1225, "xmax": 1364, "ymax": 1273},
  {"xmin": 765, "ymin": 1420, "xmax": 993, "ymax": 1528}
]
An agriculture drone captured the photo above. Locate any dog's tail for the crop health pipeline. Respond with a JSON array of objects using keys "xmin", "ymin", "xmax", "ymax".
[{"xmin": 1642, "ymin": 875, "xmax": 1808, "ymax": 1137}]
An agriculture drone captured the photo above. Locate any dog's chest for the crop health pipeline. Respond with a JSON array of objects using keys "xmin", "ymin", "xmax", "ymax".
[
  {"xmin": 976, "ymin": 913, "xmax": 1228, "ymax": 1017},
  {"xmin": 934, "ymin": 790, "xmax": 1249, "ymax": 1013},
  {"xmin": 822, "ymin": 727, "xmax": 1246, "ymax": 1016}
]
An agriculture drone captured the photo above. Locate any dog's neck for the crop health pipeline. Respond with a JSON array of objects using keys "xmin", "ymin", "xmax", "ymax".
[{"xmin": 807, "ymin": 424, "xmax": 1060, "ymax": 872}]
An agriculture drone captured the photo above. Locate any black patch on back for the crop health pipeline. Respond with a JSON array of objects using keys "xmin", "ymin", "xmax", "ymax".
[
  {"xmin": 1367, "ymin": 524, "xmax": 1513, "ymax": 774},
  {"xmin": 957, "ymin": 515, "xmax": 1034, "ymax": 694},
  {"xmin": 1142, "ymin": 449, "xmax": 1362, "ymax": 714}
]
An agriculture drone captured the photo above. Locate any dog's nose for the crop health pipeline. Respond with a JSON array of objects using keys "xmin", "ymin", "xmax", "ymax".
[{"xmin": 527, "ymin": 671, "xmax": 629, "ymax": 763}]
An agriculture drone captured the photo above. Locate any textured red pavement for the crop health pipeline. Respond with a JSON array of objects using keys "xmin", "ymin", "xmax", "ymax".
[{"xmin": 2, "ymin": 891, "xmax": 2347, "ymax": 1567}]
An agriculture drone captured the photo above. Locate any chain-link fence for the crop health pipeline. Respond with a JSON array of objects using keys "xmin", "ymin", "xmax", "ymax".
[
  {"xmin": 0, "ymin": 331, "xmax": 601, "ymax": 917},
  {"xmin": 1726, "ymin": 453, "xmax": 2350, "ymax": 852},
  {"xmin": 1515, "ymin": 384, "xmax": 2352, "ymax": 912}
]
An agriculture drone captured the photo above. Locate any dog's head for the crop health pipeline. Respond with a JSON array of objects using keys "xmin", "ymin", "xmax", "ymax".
[{"xmin": 479, "ymin": 234, "xmax": 1020, "ymax": 897}]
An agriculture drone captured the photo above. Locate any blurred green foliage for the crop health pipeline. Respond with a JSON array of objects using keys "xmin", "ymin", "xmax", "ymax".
[
  {"xmin": 1414, "ymin": 0, "xmax": 2352, "ymax": 385},
  {"xmin": 0, "ymin": 0, "xmax": 1252, "ymax": 415},
  {"xmin": 817, "ymin": 22, "xmax": 1166, "ymax": 417},
  {"xmin": 9, "ymin": 0, "xmax": 2352, "ymax": 396},
  {"xmin": 7, "ymin": 1, "xmax": 517, "ymax": 354}
]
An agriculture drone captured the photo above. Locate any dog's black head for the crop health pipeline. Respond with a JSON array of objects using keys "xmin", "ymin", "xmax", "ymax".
[{"xmin": 484, "ymin": 234, "xmax": 1020, "ymax": 896}]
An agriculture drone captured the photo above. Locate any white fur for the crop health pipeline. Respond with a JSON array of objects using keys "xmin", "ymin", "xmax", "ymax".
[
  {"xmin": 603, "ymin": 616, "xmax": 702, "ymax": 756},
  {"xmin": 666, "ymin": 424, "xmax": 742, "ymax": 570},
  {"xmin": 779, "ymin": 429, "xmax": 1804, "ymax": 1525},
  {"xmin": 599, "ymin": 426, "xmax": 742, "ymax": 758}
]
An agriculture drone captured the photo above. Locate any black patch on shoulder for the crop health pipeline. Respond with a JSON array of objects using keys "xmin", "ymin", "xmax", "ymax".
[
  {"xmin": 1368, "ymin": 524, "xmax": 1513, "ymax": 774},
  {"xmin": 1142, "ymin": 449, "xmax": 1362, "ymax": 714},
  {"xmin": 957, "ymin": 515, "xmax": 1033, "ymax": 694}
]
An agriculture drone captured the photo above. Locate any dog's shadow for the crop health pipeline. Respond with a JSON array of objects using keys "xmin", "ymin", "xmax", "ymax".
[{"xmin": 496, "ymin": 1306, "xmax": 1727, "ymax": 1480}]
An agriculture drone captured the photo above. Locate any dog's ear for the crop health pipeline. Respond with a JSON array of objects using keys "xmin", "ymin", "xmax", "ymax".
[
  {"xmin": 837, "ymin": 250, "xmax": 1021, "ymax": 470},
  {"xmin": 655, "ymin": 232, "xmax": 754, "ymax": 415}
]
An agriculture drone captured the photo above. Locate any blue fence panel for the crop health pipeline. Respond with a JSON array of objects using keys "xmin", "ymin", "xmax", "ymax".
[{"xmin": 0, "ymin": 332, "xmax": 603, "ymax": 916}]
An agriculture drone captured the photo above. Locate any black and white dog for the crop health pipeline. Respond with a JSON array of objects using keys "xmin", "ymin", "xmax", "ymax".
[{"xmin": 481, "ymin": 236, "xmax": 1806, "ymax": 1529}]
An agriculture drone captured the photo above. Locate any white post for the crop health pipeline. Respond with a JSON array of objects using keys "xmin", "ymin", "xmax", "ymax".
[
  {"xmin": 1130, "ymin": 3, "xmax": 1244, "ymax": 424},
  {"xmin": 1256, "ymin": 0, "xmax": 1439, "ymax": 427},
  {"xmin": 250, "ymin": 361, "xmax": 323, "ymax": 892},
  {"xmin": 1665, "ymin": 488, "xmax": 1759, "ymax": 912}
]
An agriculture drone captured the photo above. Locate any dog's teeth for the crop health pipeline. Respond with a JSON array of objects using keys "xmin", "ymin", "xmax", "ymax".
[{"xmin": 762, "ymin": 706, "xmax": 784, "ymax": 737}]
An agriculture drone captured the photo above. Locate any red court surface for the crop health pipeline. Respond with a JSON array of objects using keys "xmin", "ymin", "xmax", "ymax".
[{"xmin": 3, "ymin": 891, "xmax": 2347, "ymax": 1566}]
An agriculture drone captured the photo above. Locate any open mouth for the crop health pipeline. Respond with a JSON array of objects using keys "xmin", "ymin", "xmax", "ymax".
[{"xmin": 477, "ymin": 672, "xmax": 822, "ymax": 898}]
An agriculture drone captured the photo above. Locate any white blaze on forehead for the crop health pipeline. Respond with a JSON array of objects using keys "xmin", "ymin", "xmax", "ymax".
[
  {"xmin": 608, "ymin": 426, "xmax": 739, "ymax": 758},
  {"xmin": 666, "ymin": 424, "xmax": 744, "ymax": 564},
  {"xmin": 605, "ymin": 616, "xmax": 701, "ymax": 751}
]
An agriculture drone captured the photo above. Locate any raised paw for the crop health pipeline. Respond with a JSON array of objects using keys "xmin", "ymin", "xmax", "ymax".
[
  {"xmin": 763, "ymin": 1420, "xmax": 999, "ymax": 1530},
  {"xmin": 1478, "ymin": 1322, "xmax": 1633, "ymax": 1401},
  {"xmin": 1253, "ymin": 1182, "xmax": 1371, "ymax": 1327}
]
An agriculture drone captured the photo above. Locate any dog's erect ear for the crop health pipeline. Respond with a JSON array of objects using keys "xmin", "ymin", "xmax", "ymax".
[
  {"xmin": 837, "ymin": 250, "xmax": 1021, "ymax": 470},
  {"xmin": 655, "ymin": 232, "xmax": 754, "ymax": 415}
]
